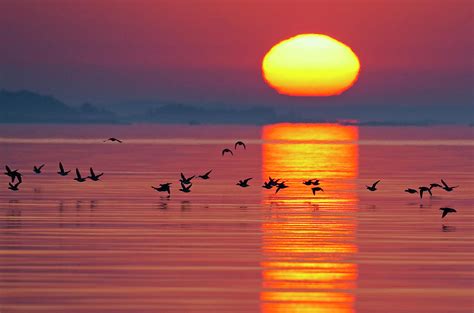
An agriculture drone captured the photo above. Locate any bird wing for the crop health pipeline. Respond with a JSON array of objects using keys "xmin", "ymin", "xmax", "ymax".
[
  {"xmin": 117, "ymin": 139, "xmax": 122, "ymax": 143},
  {"xmin": 204, "ymin": 170, "xmax": 212, "ymax": 176},
  {"xmin": 427, "ymin": 188, "xmax": 432, "ymax": 196},
  {"xmin": 15, "ymin": 173, "xmax": 22, "ymax": 183},
  {"xmin": 89, "ymin": 168, "xmax": 95, "ymax": 176},
  {"xmin": 420, "ymin": 189, "xmax": 424, "ymax": 199},
  {"xmin": 441, "ymin": 209, "xmax": 448, "ymax": 218},
  {"xmin": 5, "ymin": 165, "xmax": 11, "ymax": 173},
  {"xmin": 311, "ymin": 187, "xmax": 316, "ymax": 195},
  {"xmin": 189, "ymin": 175, "xmax": 195, "ymax": 181},
  {"xmin": 39, "ymin": 164, "xmax": 45, "ymax": 170},
  {"xmin": 243, "ymin": 178, "xmax": 253, "ymax": 184},
  {"xmin": 181, "ymin": 173, "xmax": 186, "ymax": 180},
  {"xmin": 441, "ymin": 179, "xmax": 448, "ymax": 188},
  {"xmin": 14, "ymin": 181, "xmax": 21, "ymax": 188},
  {"xmin": 372, "ymin": 180, "xmax": 380, "ymax": 188},
  {"xmin": 76, "ymin": 168, "xmax": 82, "ymax": 179}
]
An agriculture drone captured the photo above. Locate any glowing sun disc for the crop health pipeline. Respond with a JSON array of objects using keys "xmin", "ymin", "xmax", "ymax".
[{"xmin": 262, "ymin": 34, "xmax": 360, "ymax": 96}]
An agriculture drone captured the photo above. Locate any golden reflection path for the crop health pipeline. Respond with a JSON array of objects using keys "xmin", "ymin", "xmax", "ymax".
[{"xmin": 261, "ymin": 123, "xmax": 359, "ymax": 313}]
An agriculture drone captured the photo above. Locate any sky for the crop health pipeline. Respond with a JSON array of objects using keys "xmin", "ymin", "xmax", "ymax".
[{"xmin": 0, "ymin": 0, "xmax": 472, "ymax": 112}]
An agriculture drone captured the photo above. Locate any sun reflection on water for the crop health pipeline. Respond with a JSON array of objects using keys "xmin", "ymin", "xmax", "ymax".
[{"xmin": 261, "ymin": 123, "xmax": 359, "ymax": 313}]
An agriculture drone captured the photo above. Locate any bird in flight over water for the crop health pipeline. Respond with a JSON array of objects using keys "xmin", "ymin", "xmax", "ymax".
[
  {"xmin": 237, "ymin": 178, "xmax": 252, "ymax": 187},
  {"xmin": 262, "ymin": 181, "xmax": 273, "ymax": 189},
  {"xmin": 275, "ymin": 181, "xmax": 289, "ymax": 194},
  {"xmin": 88, "ymin": 167, "xmax": 104, "ymax": 181},
  {"xmin": 57, "ymin": 162, "xmax": 71, "ymax": 176},
  {"xmin": 440, "ymin": 179, "xmax": 458, "ymax": 192},
  {"xmin": 198, "ymin": 170, "xmax": 212, "ymax": 180},
  {"xmin": 366, "ymin": 180, "xmax": 380, "ymax": 191},
  {"xmin": 33, "ymin": 164, "xmax": 45, "ymax": 174},
  {"xmin": 312, "ymin": 186, "xmax": 324, "ymax": 195},
  {"xmin": 234, "ymin": 141, "xmax": 246, "ymax": 150},
  {"xmin": 152, "ymin": 183, "xmax": 172, "ymax": 195},
  {"xmin": 179, "ymin": 182, "xmax": 192, "ymax": 193},
  {"xmin": 180, "ymin": 173, "xmax": 195, "ymax": 185},
  {"xmin": 418, "ymin": 186, "xmax": 432, "ymax": 199},
  {"xmin": 404, "ymin": 188, "xmax": 418, "ymax": 194},
  {"xmin": 8, "ymin": 181, "xmax": 21, "ymax": 191},
  {"xmin": 440, "ymin": 207, "xmax": 456, "ymax": 218},
  {"xmin": 74, "ymin": 168, "xmax": 87, "ymax": 182},
  {"xmin": 104, "ymin": 137, "xmax": 122, "ymax": 143},
  {"xmin": 4, "ymin": 166, "xmax": 21, "ymax": 183},
  {"xmin": 222, "ymin": 148, "xmax": 233, "ymax": 156}
]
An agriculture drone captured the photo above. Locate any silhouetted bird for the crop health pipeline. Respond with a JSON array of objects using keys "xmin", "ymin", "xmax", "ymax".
[
  {"xmin": 419, "ymin": 186, "xmax": 432, "ymax": 199},
  {"xmin": 430, "ymin": 183, "xmax": 443, "ymax": 189},
  {"xmin": 104, "ymin": 137, "xmax": 122, "ymax": 143},
  {"xmin": 179, "ymin": 182, "xmax": 192, "ymax": 193},
  {"xmin": 198, "ymin": 170, "xmax": 212, "ymax": 180},
  {"xmin": 8, "ymin": 181, "xmax": 21, "ymax": 191},
  {"xmin": 311, "ymin": 186, "xmax": 324, "ymax": 195},
  {"xmin": 237, "ymin": 178, "xmax": 252, "ymax": 187},
  {"xmin": 366, "ymin": 180, "xmax": 380, "ymax": 191},
  {"xmin": 303, "ymin": 179, "xmax": 313, "ymax": 186},
  {"xmin": 152, "ymin": 183, "xmax": 172, "ymax": 195},
  {"xmin": 440, "ymin": 207, "xmax": 456, "ymax": 218},
  {"xmin": 33, "ymin": 164, "xmax": 45, "ymax": 174},
  {"xmin": 222, "ymin": 148, "xmax": 233, "ymax": 156},
  {"xmin": 441, "ymin": 179, "xmax": 458, "ymax": 192},
  {"xmin": 74, "ymin": 168, "xmax": 87, "ymax": 182},
  {"xmin": 405, "ymin": 188, "xmax": 418, "ymax": 194},
  {"xmin": 268, "ymin": 177, "xmax": 280, "ymax": 187},
  {"xmin": 262, "ymin": 181, "xmax": 273, "ymax": 189},
  {"xmin": 275, "ymin": 182, "xmax": 289, "ymax": 194},
  {"xmin": 312, "ymin": 179, "xmax": 320, "ymax": 186},
  {"xmin": 57, "ymin": 162, "xmax": 71, "ymax": 176},
  {"xmin": 88, "ymin": 168, "xmax": 103, "ymax": 181},
  {"xmin": 234, "ymin": 141, "xmax": 246, "ymax": 150},
  {"xmin": 180, "ymin": 173, "xmax": 195, "ymax": 185},
  {"xmin": 4, "ymin": 166, "xmax": 21, "ymax": 183}
]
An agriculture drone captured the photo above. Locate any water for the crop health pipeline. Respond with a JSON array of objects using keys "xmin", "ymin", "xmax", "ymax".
[{"xmin": 0, "ymin": 124, "xmax": 472, "ymax": 313}]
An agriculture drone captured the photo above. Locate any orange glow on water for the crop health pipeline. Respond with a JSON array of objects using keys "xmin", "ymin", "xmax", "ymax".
[
  {"xmin": 262, "ymin": 34, "xmax": 360, "ymax": 96},
  {"xmin": 261, "ymin": 123, "xmax": 358, "ymax": 313}
]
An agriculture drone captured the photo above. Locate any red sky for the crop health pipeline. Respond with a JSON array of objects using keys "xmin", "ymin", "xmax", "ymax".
[{"xmin": 0, "ymin": 0, "xmax": 472, "ymax": 108}]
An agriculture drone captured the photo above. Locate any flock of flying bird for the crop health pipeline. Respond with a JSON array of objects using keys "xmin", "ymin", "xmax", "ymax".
[{"xmin": 3, "ymin": 138, "xmax": 459, "ymax": 219}]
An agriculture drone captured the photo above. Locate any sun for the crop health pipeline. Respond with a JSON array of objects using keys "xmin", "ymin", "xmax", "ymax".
[{"xmin": 262, "ymin": 34, "xmax": 360, "ymax": 96}]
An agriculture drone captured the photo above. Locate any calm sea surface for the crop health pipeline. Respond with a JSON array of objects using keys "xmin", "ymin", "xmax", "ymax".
[{"xmin": 0, "ymin": 124, "xmax": 473, "ymax": 313}]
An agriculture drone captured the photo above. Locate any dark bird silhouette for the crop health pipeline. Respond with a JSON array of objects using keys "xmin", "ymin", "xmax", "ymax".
[
  {"xmin": 440, "ymin": 207, "xmax": 456, "ymax": 218},
  {"xmin": 237, "ymin": 178, "xmax": 252, "ymax": 187},
  {"xmin": 74, "ymin": 168, "xmax": 87, "ymax": 182},
  {"xmin": 441, "ymin": 179, "xmax": 458, "ymax": 192},
  {"xmin": 57, "ymin": 162, "xmax": 71, "ymax": 176},
  {"xmin": 8, "ymin": 181, "xmax": 21, "ymax": 191},
  {"xmin": 262, "ymin": 181, "xmax": 273, "ymax": 189},
  {"xmin": 180, "ymin": 173, "xmax": 195, "ymax": 185},
  {"xmin": 87, "ymin": 168, "xmax": 103, "ymax": 181},
  {"xmin": 4, "ymin": 166, "xmax": 21, "ymax": 183},
  {"xmin": 33, "ymin": 164, "xmax": 45, "ymax": 174},
  {"xmin": 152, "ymin": 183, "xmax": 172, "ymax": 195},
  {"xmin": 234, "ymin": 141, "xmax": 246, "ymax": 150},
  {"xmin": 303, "ymin": 179, "xmax": 313, "ymax": 186},
  {"xmin": 311, "ymin": 186, "xmax": 324, "ymax": 195},
  {"xmin": 222, "ymin": 148, "xmax": 233, "ymax": 156},
  {"xmin": 104, "ymin": 137, "xmax": 122, "ymax": 143},
  {"xmin": 268, "ymin": 177, "xmax": 280, "ymax": 187},
  {"xmin": 419, "ymin": 186, "xmax": 432, "ymax": 199},
  {"xmin": 275, "ymin": 182, "xmax": 289, "ymax": 194},
  {"xmin": 404, "ymin": 188, "xmax": 418, "ymax": 194},
  {"xmin": 366, "ymin": 180, "xmax": 380, "ymax": 191},
  {"xmin": 198, "ymin": 170, "xmax": 212, "ymax": 180},
  {"xmin": 430, "ymin": 183, "xmax": 443, "ymax": 189},
  {"xmin": 312, "ymin": 179, "xmax": 320, "ymax": 186},
  {"xmin": 179, "ymin": 182, "xmax": 192, "ymax": 193}
]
